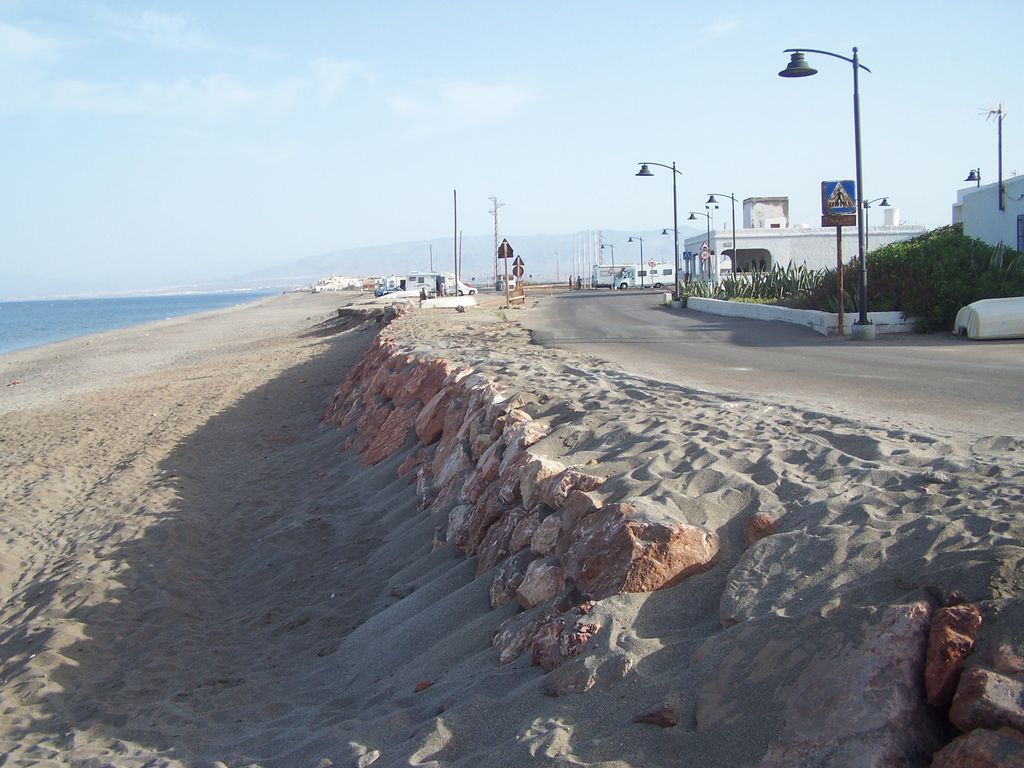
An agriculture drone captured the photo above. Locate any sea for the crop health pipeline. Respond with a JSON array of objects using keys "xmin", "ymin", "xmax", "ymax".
[{"xmin": 0, "ymin": 291, "xmax": 277, "ymax": 356}]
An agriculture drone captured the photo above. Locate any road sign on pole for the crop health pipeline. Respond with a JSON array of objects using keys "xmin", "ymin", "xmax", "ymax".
[
  {"xmin": 498, "ymin": 239, "xmax": 514, "ymax": 259},
  {"xmin": 821, "ymin": 180, "xmax": 857, "ymax": 227}
]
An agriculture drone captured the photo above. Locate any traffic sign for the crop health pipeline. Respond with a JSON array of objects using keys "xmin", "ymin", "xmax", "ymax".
[
  {"xmin": 498, "ymin": 239, "xmax": 514, "ymax": 259},
  {"xmin": 512, "ymin": 255, "xmax": 524, "ymax": 267},
  {"xmin": 512, "ymin": 264, "xmax": 524, "ymax": 278},
  {"xmin": 648, "ymin": 259, "xmax": 656, "ymax": 268},
  {"xmin": 821, "ymin": 180, "xmax": 856, "ymax": 215},
  {"xmin": 699, "ymin": 241, "xmax": 711, "ymax": 261}
]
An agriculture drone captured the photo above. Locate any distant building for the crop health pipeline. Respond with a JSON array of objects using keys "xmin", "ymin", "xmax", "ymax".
[
  {"xmin": 312, "ymin": 275, "xmax": 363, "ymax": 292},
  {"xmin": 683, "ymin": 196, "xmax": 928, "ymax": 279},
  {"xmin": 952, "ymin": 174, "xmax": 1024, "ymax": 251}
]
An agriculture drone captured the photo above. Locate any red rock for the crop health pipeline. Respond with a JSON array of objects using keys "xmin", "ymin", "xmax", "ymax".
[
  {"xmin": 743, "ymin": 512, "xmax": 777, "ymax": 548},
  {"xmin": 380, "ymin": 356, "xmax": 415, "ymax": 402},
  {"xmin": 414, "ymin": 387, "xmax": 454, "ymax": 445},
  {"xmin": 560, "ymin": 621, "xmax": 600, "ymax": 658},
  {"xmin": 516, "ymin": 557, "xmax": 565, "ymax": 609},
  {"xmin": 414, "ymin": 359, "xmax": 454, "ymax": 405},
  {"xmin": 950, "ymin": 667, "xmax": 1024, "ymax": 734},
  {"xmin": 414, "ymin": 679, "xmax": 434, "ymax": 692},
  {"xmin": 633, "ymin": 704, "xmax": 678, "ymax": 728},
  {"xmin": 493, "ymin": 613, "xmax": 543, "ymax": 665},
  {"xmin": 926, "ymin": 603, "xmax": 983, "ymax": 707},
  {"xmin": 562, "ymin": 503, "xmax": 719, "ymax": 601},
  {"xmin": 540, "ymin": 467, "xmax": 605, "ymax": 511},
  {"xmin": 930, "ymin": 727, "xmax": 1024, "ymax": 768},
  {"xmin": 397, "ymin": 447, "xmax": 430, "ymax": 478},
  {"xmin": 361, "ymin": 401, "xmax": 419, "ymax": 465},
  {"xmin": 758, "ymin": 601, "xmax": 945, "ymax": 767},
  {"xmin": 530, "ymin": 514, "xmax": 562, "ymax": 556},
  {"xmin": 415, "ymin": 465, "xmax": 434, "ymax": 508},
  {"xmin": 389, "ymin": 359, "xmax": 427, "ymax": 407},
  {"xmin": 489, "ymin": 550, "xmax": 536, "ymax": 609},
  {"xmin": 520, "ymin": 457, "xmax": 566, "ymax": 509},
  {"xmin": 509, "ymin": 510, "xmax": 541, "ymax": 554},
  {"xmin": 445, "ymin": 503, "xmax": 473, "ymax": 546},
  {"xmin": 558, "ymin": 491, "xmax": 603, "ymax": 553},
  {"xmin": 476, "ymin": 508, "xmax": 525, "ymax": 574},
  {"xmin": 497, "ymin": 451, "xmax": 532, "ymax": 505},
  {"xmin": 458, "ymin": 485, "xmax": 509, "ymax": 555},
  {"xmin": 460, "ymin": 442, "xmax": 502, "ymax": 505},
  {"xmin": 530, "ymin": 618, "xmax": 564, "ymax": 672}
]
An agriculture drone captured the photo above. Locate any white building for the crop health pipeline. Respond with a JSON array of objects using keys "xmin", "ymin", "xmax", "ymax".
[
  {"xmin": 952, "ymin": 174, "xmax": 1024, "ymax": 250},
  {"xmin": 683, "ymin": 196, "xmax": 928, "ymax": 279}
]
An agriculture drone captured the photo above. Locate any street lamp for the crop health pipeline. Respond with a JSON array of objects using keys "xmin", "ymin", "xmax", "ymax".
[
  {"xmin": 627, "ymin": 236, "xmax": 645, "ymax": 287},
  {"xmin": 687, "ymin": 211, "xmax": 712, "ymax": 281},
  {"xmin": 636, "ymin": 162, "xmax": 682, "ymax": 301},
  {"xmin": 780, "ymin": 46, "xmax": 874, "ymax": 339},
  {"xmin": 600, "ymin": 242, "xmax": 614, "ymax": 263},
  {"xmin": 862, "ymin": 196, "xmax": 890, "ymax": 253},
  {"xmin": 707, "ymin": 193, "xmax": 738, "ymax": 276},
  {"xmin": 965, "ymin": 168, "xmax": 981, "ymax": 187}
]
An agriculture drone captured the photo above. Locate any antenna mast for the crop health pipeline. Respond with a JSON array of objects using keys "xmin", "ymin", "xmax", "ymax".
[{"xmin": 489, "ymin": 196, "xmax": 505, "ymax": 287}]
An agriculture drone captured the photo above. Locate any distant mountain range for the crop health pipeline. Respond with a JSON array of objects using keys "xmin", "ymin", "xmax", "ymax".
[
  {"xmin": 1, "ymin": 229, "xmax": 700, "ymax": 299},
  {"xmin": 233, "ymin": 229, "xmax": 696, "ymax": 289}
]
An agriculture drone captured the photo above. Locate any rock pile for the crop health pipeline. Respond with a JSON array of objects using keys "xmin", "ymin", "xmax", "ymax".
[{"xmin": 322, "ymin": 327, "xmax": 720, "ymax": 672}]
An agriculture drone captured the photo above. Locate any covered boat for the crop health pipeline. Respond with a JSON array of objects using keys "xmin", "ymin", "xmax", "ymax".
[{"xmin": 953, "ymin": 296, "xmax": 1024, "ymax": 339}]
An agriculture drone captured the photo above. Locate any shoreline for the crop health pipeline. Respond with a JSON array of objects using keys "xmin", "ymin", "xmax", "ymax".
[
  {"xmin": 0, "ymin": 288, "xmax": 291, "ymax": 359},
  {"xmin": 0, "ymin": 292, "xmax": 1021, "ymax": 766}
]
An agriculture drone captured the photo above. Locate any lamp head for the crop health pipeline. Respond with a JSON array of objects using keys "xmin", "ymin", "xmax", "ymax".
[
  {"xmin": 687, "ymin": 213, "xmax": 698, "ymax": 221},
  {"xmin": 706, "ymin": 194, "xmax": 718, "ymax": 204},
  {"xmin": 636, "ymin": 164, "xmax": 654, "ymax": 177},
  {"xmin": 779, "ymin": 51, "xmax": 817, "ymax": 78},
  {"xmin": 879, "ymin": 197, "xmax": 890, "ymax": 207},
  {"xmin": 965, "ymin": 169, "xmax": 980, "ymax": 183},
  {"xmin": 660, "ymin": 228, "xmax": 671, "ymax": 236}
]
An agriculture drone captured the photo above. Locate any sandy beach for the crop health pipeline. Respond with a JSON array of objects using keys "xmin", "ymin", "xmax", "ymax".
[{"xmin": 1, "ymin": 290, "xmax": 1022, "ymax": 767}]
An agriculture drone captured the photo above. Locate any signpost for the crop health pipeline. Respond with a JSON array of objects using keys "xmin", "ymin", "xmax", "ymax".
[
  {"xmin": 497, "ymin": 238, "xmax": 513, "ymax": 305},
  {"xmin": 821, "ymin": 180, "xmax": 857, "ymax": 335}
]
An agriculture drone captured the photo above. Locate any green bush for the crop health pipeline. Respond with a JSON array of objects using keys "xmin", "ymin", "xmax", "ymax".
[{"xmin": 868, "ymin": 224, "xmax": 1024, "ymax": 331}]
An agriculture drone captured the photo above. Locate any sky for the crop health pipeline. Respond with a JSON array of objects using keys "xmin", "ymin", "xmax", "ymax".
[{"xmin": 1, "ymin": 1, "xmax": 1021, "ymax": 293}]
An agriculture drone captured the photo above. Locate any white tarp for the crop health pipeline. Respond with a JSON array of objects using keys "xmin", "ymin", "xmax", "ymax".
[{"xmin": 953, "ymin": 297, "xmax": 1024, "ymax": 339}]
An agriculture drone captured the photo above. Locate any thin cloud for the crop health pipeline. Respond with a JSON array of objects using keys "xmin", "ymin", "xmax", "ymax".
[
  {"xmin": 388, "ymin": 80, "xmax": 540, "ymax": 133},
  {"xmin": 309, "ymin": 58, "xmax": 368, "ymax": 105},
  {"xmin": 696, "ymin": 15, "xmax": 738, "ymax": 46},
  {"xmin": 48, "ymin": 73, "xmax": 303, "ymax": 119},
  {"xmin": 104, "ymin": 9, "xmax": 213, "ymax": 51},
  {"xmin": 0, "ymin": 21, "xmax": 62, "ymax": 61}
]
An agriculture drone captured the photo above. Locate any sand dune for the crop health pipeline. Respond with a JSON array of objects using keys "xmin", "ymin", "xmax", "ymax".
[{"xmin": 0, "ymin": 291, "xmax": 1021, "ymax": 766}]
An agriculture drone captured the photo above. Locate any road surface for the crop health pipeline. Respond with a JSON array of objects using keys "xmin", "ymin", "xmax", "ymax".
[{"xmin": 521, "ymin": 290, "xmax": 1024, "ymax": 438}]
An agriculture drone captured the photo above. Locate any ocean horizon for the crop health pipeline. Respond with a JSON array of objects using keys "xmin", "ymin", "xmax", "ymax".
[{"xmin": 0, "ymin": 290, "xmax": 278, "ymax": 356}]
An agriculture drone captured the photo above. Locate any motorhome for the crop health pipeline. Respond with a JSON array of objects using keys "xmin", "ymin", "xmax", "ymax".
[
  {"xmin": 401, "ymin": 272, "xmax": 477, "ymax": 298},
  {"xmin": 592, "ymin": 262, "xmax": 674, "ymax": 289}
]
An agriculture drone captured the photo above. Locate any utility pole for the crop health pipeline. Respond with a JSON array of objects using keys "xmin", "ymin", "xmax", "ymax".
[{"xmin": 489, "ymin": 196, "xmax": 505, "ymax": 287}]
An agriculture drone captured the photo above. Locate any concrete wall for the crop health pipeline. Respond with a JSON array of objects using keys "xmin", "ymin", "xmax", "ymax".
[
  {"xmin": 684, "ymin": 225, "xmax": 929, "ymax": 276},
  {"xmin": 959, "ymin": 174, "xmax": 1024, "ymax": 249},
  {"xmin": 687, "ymin": 297, "xmax": 913, "ymax": 336}
]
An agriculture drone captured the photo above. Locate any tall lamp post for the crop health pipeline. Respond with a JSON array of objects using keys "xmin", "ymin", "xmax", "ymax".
[
  {"xmin": 687, "ymin": 211, "xmax": 712, "ymax": 281},
  {"xmin": 780, "ymin": 47, "xmax": 874, "ymax": 340},
  {"xmin": 862, "ymin": 196, "xmax": 890, "ymax": 253},
  {"xmin": 600, "ymin": 242, "xmax": 614, "ymax": 264},
  {"xmin": 707, "ymin": 193, "xmax": 738, "ymax": 276},
  {"xmin": 627, "ymin": 236, "xmax": 645, "ymax": 287},
  {"xmin": 636, "ymin": 162, "xmax": 682, "ymax": 301}
]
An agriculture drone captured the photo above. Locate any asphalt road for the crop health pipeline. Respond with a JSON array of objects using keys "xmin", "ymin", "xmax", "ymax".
[{"xmin": 521, "ymin": 290, "xmax": 1024, "ymax": 438}]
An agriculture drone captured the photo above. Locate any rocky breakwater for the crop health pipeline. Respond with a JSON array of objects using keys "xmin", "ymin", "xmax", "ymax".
[{"xmin": 321, "ymin": 327, "xmax": 719, "ymax": 675}]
